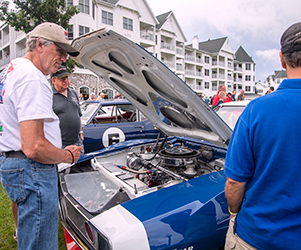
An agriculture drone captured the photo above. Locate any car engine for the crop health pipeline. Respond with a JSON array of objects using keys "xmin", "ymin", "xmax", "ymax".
[{"xmin": 90, "ymin": 138, "xmax": 226, "ymax": 199}]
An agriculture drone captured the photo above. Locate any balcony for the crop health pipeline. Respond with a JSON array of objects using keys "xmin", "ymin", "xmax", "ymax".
[
  {"xmin": 195, "ymin": 58, "xmax": 202, "ymax": 64},
  {"xmin": 185, "ymin": 56, "xmax": 195, "ymax": 62},
  {"xmin": 0, "ymin": 57, "xmax": 10, "ymax": 67},
  {"xmin": 15, "ymin": 30, "xmax": 25, "ymax": 39},
  {"xmin": 196, "ymin": 71, "xmax": 203, "ymax": 77},
  {"xmin": 16, "ymin": 48, "xmax": 26, "ymax": 58},
  {"xmin": 161, "ymin": 43, "xmax": 174, "ymax": 51},
  {"xmin": 176, "ymin": 64, "xmax": 183, "ymax": 71},
  {"xmin": 234, "ymin": 78, "xmax": 243, "ymax": 83},
  {"xmin": 3, "ymin": 34, "xmax": 9, "ymax": 45},
  {"xmin": 162, "ymin": 60, "xmax": 174, "ymax": 69},
  {"xmin": 234, "ymin": 67, "xmax": 242, "ymax": 72},
  {"xmin": 195, "ymin": 85, "xmax": 204, "ymax": 90},
  {"xmin": 176, "ymin": 48, "xmax": 183, "ymax": 55},
  {"xmin": 140, "ymin": 31, "xmax": 154, "ymax": 41},
  {"xmin": 185, "ymin": 70, "xmax": 195, "ymax": 76}
]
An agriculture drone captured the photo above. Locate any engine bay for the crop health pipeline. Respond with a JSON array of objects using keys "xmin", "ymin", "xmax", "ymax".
[{"xmin": 61, "ymin": 137, "xmax": 226, "ymax": 214}]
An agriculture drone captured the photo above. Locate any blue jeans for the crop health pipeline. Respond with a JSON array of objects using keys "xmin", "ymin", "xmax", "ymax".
[{"xmin": 0, "ymin": 157, "xmax": 59, "ymax": 250}]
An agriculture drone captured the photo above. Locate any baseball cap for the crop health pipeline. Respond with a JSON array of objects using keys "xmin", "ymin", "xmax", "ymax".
[
  {"xmin": 281, "ymin": 22, "xmax": 301, "ymax": 54},
  {"xmin": 27, "ymin": 22, "xmax": 79, "ymax": 57},
  {"xmin": 51, "ymin": 66, "xmax": 70, "ymax": 79}
]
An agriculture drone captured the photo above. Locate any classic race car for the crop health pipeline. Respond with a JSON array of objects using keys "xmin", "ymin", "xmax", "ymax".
[
  {"xmin": 58, "ymin": 28, "xmax": 232, "ymax": 250},
  {"xmin": 81, "ymin": 99, "xmax": 160, "ymax": 153}
]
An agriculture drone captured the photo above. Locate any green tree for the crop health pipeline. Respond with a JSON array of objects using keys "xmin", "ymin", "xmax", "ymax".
[{"xmin": 0, "ymin": 0, "xmax": 80, "ymax": 71}]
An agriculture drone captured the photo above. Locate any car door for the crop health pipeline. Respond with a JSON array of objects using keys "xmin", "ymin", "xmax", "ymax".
[{"xmin": 83, "ymin": 103, "xmax": 150, "ymax": 153}]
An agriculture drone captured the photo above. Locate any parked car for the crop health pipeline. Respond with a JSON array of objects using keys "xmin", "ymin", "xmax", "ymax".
[
  {"xmin": 81, "ymin": 99, "xmax": 160, "ymax": 153},
  {"xmin": 58, "ymin": 28, "xmax": 233, "ymax": 250},
  {"xmin": 214, "ymin": 100, "xmax": 250, "ymax": 129}
]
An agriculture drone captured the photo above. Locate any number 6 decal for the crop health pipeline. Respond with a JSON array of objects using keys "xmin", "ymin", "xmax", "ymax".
[{"xmin": 102, "ymin": 127, "xmax": 126, "ymax": 147}]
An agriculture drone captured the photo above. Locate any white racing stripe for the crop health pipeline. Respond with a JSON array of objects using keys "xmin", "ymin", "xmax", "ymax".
[{"xmin": 90, "ymin": 205, "xmax": 150, "ymax": 250}]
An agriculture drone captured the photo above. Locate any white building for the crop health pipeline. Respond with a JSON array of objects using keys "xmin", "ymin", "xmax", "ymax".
[
  {"xmin": 0, "ymin": 0, "xmax": 256, "ymax": 99},
  {"xmin": 264, "ymin": 70, "xmax": 287, "ymax": 91}
]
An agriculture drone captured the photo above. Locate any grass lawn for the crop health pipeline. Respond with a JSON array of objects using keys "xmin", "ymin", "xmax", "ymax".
[{"xmin": 0, "ymin": 184, "xmax": 67, "ymax": 250}]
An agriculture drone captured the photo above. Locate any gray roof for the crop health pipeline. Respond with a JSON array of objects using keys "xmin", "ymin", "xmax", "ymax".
[
  {"xmin": 235, "ymin": 46, "xmax": 254, "ymax": 63},
  {"xmin": 156, "ymin": 11, "xmax": 172, "ymax": 29},
  {"xmin": 274, "ymin": 70, "xmax": 287, "ymax": 78},
  {"xmin": 197, "ymin": 37, "xmax": 227, "ymax": 53},
  {"xmin": 98, "ymin": 0, "xmax": 119, "ymax": 5}
]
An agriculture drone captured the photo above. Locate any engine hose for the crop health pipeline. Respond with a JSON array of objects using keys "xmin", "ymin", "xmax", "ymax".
[
  {"xmin": 116, "ymin": 165, "xmax": 153, "ymax": 174},
  {"xmin": 146, "ymin": 135, "xmax": 168, "ymax": 161}
]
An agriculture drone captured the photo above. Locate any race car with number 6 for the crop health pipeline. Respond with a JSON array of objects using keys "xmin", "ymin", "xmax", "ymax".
[
  {"xmin": 81, "ymin": 99, "xmax": 160, "ymax": 153},
  {"xmin": 58, "ymin": 28, "xmax": 233, "ymax": 250}
]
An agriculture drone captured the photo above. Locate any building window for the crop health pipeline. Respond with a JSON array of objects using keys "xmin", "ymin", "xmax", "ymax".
[
  {"xmin": 79, "ymin": 0, "xmax": 89, "ymax": 14},
  {"xmin": 245, "ymin": 75, "xmax": 251, "ymax": 81},
  {"xmin": 245, "ymin": 86, "xmax": 251, "ymax": 91},
  {"xmin": 205, "ymin": 82, "xmax": 210, "ymax": 89},
  {"xmin": 246, "ymin": 63, "xmax": 251, "ymax": 70},
  {"xmin": 212, "ymin": 83, "xmax": 217, "ymax": 91},
  {"xmin": 79, "ymin": 25, "xmax": 90, "ymax": 36},
  {"xmin": 123, "ymin": 17, "xmax": 133, "ymax": 31},
  {"xmin": 102, "ymin": 10, "xmax": 113, "ymax": 25},
  {"xmin": 204, "ymin": 69, "xmax": 210, "ymax": 76},
  {"xmin": 67, "ymin": 25, "xmax": 73, "ymax": 40},
  {"xmin": 67, "ymin": 0, "xmax": 73, "ymax": 7},
  {"xmin": 204, "ymin": 56, "xmax": 210, "ymax": 64}
]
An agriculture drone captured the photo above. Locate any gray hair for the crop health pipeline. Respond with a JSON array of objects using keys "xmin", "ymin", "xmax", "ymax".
[
  {"xmin": 282, "ymin": 50, "xmax": 301, "ymax": 69},
  {"xmin": 26, "ymin": 37, "xmax": 54, "ymax": 52}
]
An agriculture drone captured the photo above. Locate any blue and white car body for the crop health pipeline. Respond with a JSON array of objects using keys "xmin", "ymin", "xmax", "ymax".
[{"xmin": 58, "ymin": 28, "xmax": 232, "ymax": 250}]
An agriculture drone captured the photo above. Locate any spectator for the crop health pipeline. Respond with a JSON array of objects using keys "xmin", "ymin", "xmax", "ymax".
[
  {"xmin": 212, "ymin": 84, "xmax": 232, "ymax": 106},
  {"xmin": 89, "ymin": 92, "xmax": 96, "ymax": 100},
  {"xmin": 224, "ymin": 22, "xmax": 301, "ymax": 250},
  {"xmin": 213, "ymin": 91, "xmax": 227, "ymax": 107},
  {"xmin": 204, "ymin": 95, "xmax": 210, "ymax": 105},
  {"xmin": 79, "ymin": 93, "xmax": 84, "ymax": 101},
  {"xmin": 0, "ymin": 22, "xmax": 81, "ymax": 249},
  {"xmin": 231, "ymin": 90, "xmax": 236, "ymax": 101},
  {"xmin": 51, "ymin": 66, "xmax": 84, "ymax": 153},
  {"xmin": 265, "ymin": 86, "xmax": 274, "ymax": 94},
  {"xmin": 97, "ymin": 92, "xmax": 105, "ymax": 100},
  {"xmin": 237, "ymin": 89, "xmax": 245, "ymax": 101},
  {"xmin": 114, "ymin": 92, "xmax": 122, "ymax": 99}
]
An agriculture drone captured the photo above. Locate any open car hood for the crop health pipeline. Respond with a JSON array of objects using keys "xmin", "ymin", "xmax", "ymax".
[{"xmin": 71, "ymin": 28, "xmax": 232, "ymax": 147}]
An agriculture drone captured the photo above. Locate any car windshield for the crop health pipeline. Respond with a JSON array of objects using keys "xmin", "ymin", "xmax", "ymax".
[
  {"xmin": 81, "ymin": 103, "xmax": 101, "ymax": 125},
  {"xmin": 216, "ymin": 106, "xmax": 245, "ymax": 130}
]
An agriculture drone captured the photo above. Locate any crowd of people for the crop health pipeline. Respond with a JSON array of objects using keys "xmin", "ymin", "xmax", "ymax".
[
  {"xmin": 201, "ymin": 83, "xmax": 274, "ymax": 108},
  {"xmin": 1, "ymin": 21, "xmax": 301, "ymax": 250}
]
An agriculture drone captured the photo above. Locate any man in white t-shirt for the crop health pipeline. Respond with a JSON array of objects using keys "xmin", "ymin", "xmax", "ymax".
[{"xmin": 0, "ymin": 22, "xmax": 82, "ymax": 250}]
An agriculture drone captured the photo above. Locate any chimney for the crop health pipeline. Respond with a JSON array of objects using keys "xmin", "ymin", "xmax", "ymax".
[{"xmin": 192, "ymin": 35, "xmax": 199, "ymax": 49}]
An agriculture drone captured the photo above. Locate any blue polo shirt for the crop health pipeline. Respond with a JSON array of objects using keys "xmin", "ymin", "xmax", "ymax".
[{"xmin": 225, "ymin": 79, "xmax": 301, "ymax": 250}]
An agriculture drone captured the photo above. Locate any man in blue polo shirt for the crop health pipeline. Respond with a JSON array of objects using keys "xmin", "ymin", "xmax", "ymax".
[{"xmin": 224, "ymin": 22, "xmax": 301, "ymax": 250}]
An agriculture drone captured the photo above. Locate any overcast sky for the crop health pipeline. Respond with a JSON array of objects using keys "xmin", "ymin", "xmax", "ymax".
[{"xmin": 147, "ymin": 0, "xmax": 301, "ymax": 82}]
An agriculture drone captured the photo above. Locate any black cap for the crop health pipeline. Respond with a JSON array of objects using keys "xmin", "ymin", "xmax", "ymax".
[
  {"xmin": 51, "ymin": 66, "xmax": 70, "ymax": 79},
  {"xmin": 281, "ymin": 22, "xmax": 301, "ymax": 53}
]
